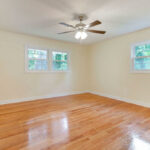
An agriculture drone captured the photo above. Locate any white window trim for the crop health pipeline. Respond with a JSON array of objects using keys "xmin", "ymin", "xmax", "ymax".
[
  {"xmin": 25, "ymin": 46, "xmax": 50, "ymax": 73},
  {"xmin": 51, "ymin": 50, "xmax": 70, "ymax": 72},
  {"xmin": 25, "ymin": 46, "xmax": 70, "ymax": 73},
  {"xmin": 131, "ymin": 41, "xmax": 150, "ymax": 73}
]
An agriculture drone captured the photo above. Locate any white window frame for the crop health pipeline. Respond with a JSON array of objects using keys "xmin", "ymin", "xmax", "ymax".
[
  {"xmin": 51, "ymin": 50, "xmax": 70, "ymax": 72},
  {"xmin": 25, "ymin": 46, "xmax": 50, "ymax": 72},
  {"xmin": 131, "ymin": 41, "xmax": 150, "ymax": 73}
]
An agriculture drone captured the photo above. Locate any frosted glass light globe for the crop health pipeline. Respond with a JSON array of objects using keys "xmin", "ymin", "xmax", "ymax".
[
  {"xmin": 81, "ymin": 32, "xmax": 87, "ymax": 39},
  {"xmin": 75, "ymin": 31, "xmax": 81, "ymax": 39}
]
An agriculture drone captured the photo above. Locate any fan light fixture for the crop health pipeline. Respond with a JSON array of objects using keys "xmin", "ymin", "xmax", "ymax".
[
  {"xmin": 58, "ymin": 15, "xmax": 106, "ymax": 40},
  {"xmin": 75, "ymin": 31, "xmax": 88, "ymax": 40}
]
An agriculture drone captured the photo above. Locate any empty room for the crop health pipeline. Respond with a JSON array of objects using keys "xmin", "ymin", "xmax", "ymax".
[{"xmin": 1, "ymin": 0, "xmax": 150, "ymax": 149}]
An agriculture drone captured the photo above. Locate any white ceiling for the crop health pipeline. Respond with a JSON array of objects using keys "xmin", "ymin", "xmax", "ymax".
[{"xmin": 0, "ymin": 0, "xmax": 150, "ymax": 44}]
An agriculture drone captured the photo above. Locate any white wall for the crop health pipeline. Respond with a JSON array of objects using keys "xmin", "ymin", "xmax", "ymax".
[
  {"xmin": 1, "ymin": 27, "xmax": 150, "ymax": 106},
  {"xmin": 89, "ymin": 27, "xmax": 150, "ymax": 107},
  {"xmin": 0, "ymin": 30, "xmax": 89, "ymax": 102}
]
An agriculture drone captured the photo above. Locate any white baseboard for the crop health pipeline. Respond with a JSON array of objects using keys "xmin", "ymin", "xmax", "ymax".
[
  {"xmin": 89, "ymin": 91, "xmax": 150, "ymax": 108},
  {"xmin": 1, "ymin": 90, "xmax": 149, "ymax": 108},
  {"xmin": 0, "ymin": 91, "xmax": 88, "ymax": 105}
]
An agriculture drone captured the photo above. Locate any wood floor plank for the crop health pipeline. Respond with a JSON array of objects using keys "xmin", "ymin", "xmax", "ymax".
[{"xmin": 0, "ymin": 93, "xmax": 150, "ymax": 150}]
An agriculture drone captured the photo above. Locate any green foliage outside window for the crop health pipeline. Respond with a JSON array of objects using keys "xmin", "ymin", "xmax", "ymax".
[
  {"xmin": 52, "ymin": 52, "xmax": 68, "ymax": 71},
  {"xmin": 135, "ymin": 44, "xmax": 150, "ymax": 57}
]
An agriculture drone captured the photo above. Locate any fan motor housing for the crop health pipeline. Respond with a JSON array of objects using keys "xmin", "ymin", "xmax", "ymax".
[{"xmin": 75, "ymin": 23, "xmax": 86, "ymax": 29}]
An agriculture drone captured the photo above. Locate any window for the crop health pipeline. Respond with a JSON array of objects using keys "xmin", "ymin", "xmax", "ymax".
[
  {"xmin": 26, "ymin": 48, "xmax": 48, "ymax": 71},
  {"xmin": 25, "ymin": 47, "xmax": 69, "ymax": 72},
  {"xmin": 52, "ymin": 51, "xmax": 68, "ymax": 71},
  {"xmin": 131, "ymin": 42, "xmax": 150, "ymax": 72}
]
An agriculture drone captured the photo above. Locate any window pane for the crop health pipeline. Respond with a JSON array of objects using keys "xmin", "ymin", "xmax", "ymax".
[
  {"xmin": 134, "ymin": 57, "xmax": 150, "ymax": 70},
  {"xmin": 52, "ymin": 52, "xmax": 68, "ymax": 61},
  {"xmin": 135, "ymin": 44, "xmax": 150, "ymax": 57},
  {"xmin": 52, "ymin": 61, "xmax": 68, "ymax": 71},
  {"xmin": 28, "ymin": 49, "xmax": 47, "ymax": 59},
  {"xmin": 52, "ymin": 51, "xmax": 68, "ymax": 71},
  {"xmin": 28, "ymin": 60, "xmax": 48, "ymax": 71}
]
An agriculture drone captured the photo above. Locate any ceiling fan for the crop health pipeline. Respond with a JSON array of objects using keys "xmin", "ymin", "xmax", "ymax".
[{"xmin": 58, "ymin": 15, "xmax": 106, "ymax": 40}]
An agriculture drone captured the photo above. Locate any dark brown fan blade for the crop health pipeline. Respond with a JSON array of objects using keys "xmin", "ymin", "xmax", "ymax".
[
  {"xmin": 89, "ymin": 20, "xmax": 101, "ymax": 27},
  {"xmin": 59, "ymin": 22, "xmax": 75, "ymax": 28},
  {"xmin": 58, "ymin": 30, "xmax": 75, "ymax": 34},
  {"xmin": 87, "ymin": 29, "xmax": 106, "ymax": 34}
]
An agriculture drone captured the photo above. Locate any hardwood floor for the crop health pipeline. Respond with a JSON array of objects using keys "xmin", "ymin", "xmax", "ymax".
[{"xmin": 1, "ymin": 93, "xmax": 150, "ymax": 150}]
